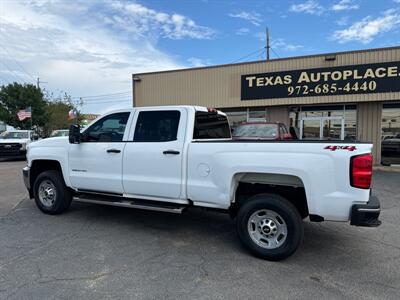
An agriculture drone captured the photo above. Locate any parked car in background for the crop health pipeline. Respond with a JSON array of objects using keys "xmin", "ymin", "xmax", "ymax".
[
  {"xmin": 50, "ymin": 129, "xmax": 69, "ymax": 138},
  {"xmin": 382, "ymin": 134, "xmax": 396, "ymax": 141},
  {"xmin": 232, "ymin": 122, "xmax": 292, "ymax": 140},
  {"xmin": 0, "ymin": 130, "xmax": 37, "ymax": 159},
  {"xmin": 381, "ymin": 133, "xmax": 400, "ymax": 165}
]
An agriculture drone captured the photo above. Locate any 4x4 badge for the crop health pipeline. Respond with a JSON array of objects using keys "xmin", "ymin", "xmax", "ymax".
[{"xmin": 324, "ymin": 145, "xmax": 356, "ymax": 151}]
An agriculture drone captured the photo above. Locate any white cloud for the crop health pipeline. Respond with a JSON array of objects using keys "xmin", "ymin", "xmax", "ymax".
[
  {"xmin": 331, "ymin": 0, "xmax": 359, "ymax": 12},
  {"xmin": 271, "ymin": 38, "xmax": 304, "ymax": 51},
  {"xmin": 332, "ymin": 9, "xmax": 400, "ymax": 44},
  {"xmin": 289, "ymin": 0, "xmax": 324, "ymax": 15},
  {"xmin": 0, "ymin": 0, "xmax": 214, "ymax": 112},
  {"xmin": 229, "ymin": 11, "xmax": 263, "ymax": 26},
  {"xmin": 254, "ymin": 33, "xmax": 303, "ymax": 52},
  {"xmin": 236, "ymin": 27, "xmax": 250, "ymax": 35},
  {"xmin": 187, "ymin": 57, "xmax": 211, "ymax": 67},
  {"xmin": 336, "ymin": 16, "xmax": 349, "ymax": 26},
  {"xmin": 106, "ymin": 1, "xmax": 215, "ymax": 40}
]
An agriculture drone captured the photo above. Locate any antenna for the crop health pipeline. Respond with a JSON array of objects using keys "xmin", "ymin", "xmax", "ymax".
[{"xmin": 266, "ymin": 27, "xmax": 270, "ymax": 61}]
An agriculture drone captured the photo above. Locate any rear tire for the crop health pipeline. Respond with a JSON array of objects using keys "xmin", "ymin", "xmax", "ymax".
[
  {"xmin": 236, "ymin": 193, "xmax": 303, "ymax": 261},
  {"xmin": 33, "ymin": 170, "xmax": 72, "ymax": 215}
]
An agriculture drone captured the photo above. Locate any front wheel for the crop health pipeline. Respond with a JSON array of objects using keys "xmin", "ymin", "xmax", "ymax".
[
  {"xmin": 236, "ymin": 193, "xmax": 303, "ymax": 261},
  {"xmin": 33, "ymin": 170, "xmax": 72, "ymax": 215}
]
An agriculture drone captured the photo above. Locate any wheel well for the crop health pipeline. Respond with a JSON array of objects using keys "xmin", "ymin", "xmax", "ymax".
[
  {"xmin": 232, "ymin": 181, "xmax": 309, "ymax": 219},
  {"xmin": 30, "ymin": 160, "xmax": 62, "ymax": 189}
]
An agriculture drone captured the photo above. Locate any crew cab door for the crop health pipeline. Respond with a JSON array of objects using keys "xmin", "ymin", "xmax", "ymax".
[
  {"xmin": 122, "ymin": 108, "xmax": 186, "ymax": 199},
  {"xmin": 68, "ymin": 112, "xmax": 131, "ymax": 194}
]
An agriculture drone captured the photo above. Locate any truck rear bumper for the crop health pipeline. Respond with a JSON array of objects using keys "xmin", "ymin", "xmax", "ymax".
[{"xmin": 350, "ymin": 195, "xmax": 381, "ymax": 227}]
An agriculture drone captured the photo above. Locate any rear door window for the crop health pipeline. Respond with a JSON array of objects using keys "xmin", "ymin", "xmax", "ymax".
[
  {"xmin": 193, "ymin": 112, "xmax": 231, "ymax": 139},
  {"xmin": 133, "ymin": 110, "xmax": 181, "ymax": 142}
]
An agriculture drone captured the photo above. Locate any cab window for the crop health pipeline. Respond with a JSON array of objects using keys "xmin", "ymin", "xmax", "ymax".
[
  {"xmin": 193, "ymin": 112, "xmax": 231, "ymax": 139},
  {"xmin": 82, "ymin": 112, "xmax": 130, "ymax": 142}
]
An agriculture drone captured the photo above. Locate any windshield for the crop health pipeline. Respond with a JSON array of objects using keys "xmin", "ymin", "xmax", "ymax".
[
  {"xmin": 233, "ymin": 124, "xmax": 278, "ymax": 138},
  {"xmin": 50, "ymin": 130, "xmax": 69, "ymax": 137},
  {"xmin": 0, "ymin": 131, "xmax": 29, "ymax": 139}
]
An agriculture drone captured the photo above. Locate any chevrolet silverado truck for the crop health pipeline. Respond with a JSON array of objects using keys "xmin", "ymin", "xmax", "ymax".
[
  {"xmin": 22, "ymin": 106, "xmax": 381, "ymax": 260},
  {"xmin": 0, "ymin": 130, "xmax": 34, "ymax": 159}
]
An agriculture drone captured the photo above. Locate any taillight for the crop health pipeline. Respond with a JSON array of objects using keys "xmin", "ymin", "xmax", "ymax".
[{"xmin": 350, "ymin": 154, "xmax": 373, "ymax": 189}]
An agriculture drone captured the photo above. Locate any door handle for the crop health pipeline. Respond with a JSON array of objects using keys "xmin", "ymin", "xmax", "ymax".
[
  {"xmin": 107, "ymin": 149, "xmax": 121, "ymax": 153},
  {"xmin": 163, "ymin": 150, "xmax": 180, "ymax": 155}
]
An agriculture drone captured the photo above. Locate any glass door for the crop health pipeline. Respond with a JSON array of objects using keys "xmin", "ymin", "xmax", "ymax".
[
  {"xmin": 301, "ymin": 118, "xmax": 321, "ymax": 140},
  {"xmin": 322, "ymin": 117, "xmax": 344, "ymax": 140},
  {"xmin": 300, "ymin": 117, "xmax": 344, "ymax": 140}
]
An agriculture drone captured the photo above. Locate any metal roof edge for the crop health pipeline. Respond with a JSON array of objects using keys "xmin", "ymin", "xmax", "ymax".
[{"xmin": 133, "ymin": 45, "xmax": 400, "ymax": 77}]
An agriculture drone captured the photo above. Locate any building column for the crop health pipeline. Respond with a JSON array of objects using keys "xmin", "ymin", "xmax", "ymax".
[
  {"xmin": 266, "ymin": 106, "xmax": 290, "ymax": 126},
  {"xmin": 356, "ymin": 102, "xmax": 382, "ymax": 165}
]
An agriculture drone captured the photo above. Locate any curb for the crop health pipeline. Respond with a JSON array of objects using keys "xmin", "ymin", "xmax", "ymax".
[{"xmin": 373, "ymin": 166, "xmax": 400, "ymax": 173}]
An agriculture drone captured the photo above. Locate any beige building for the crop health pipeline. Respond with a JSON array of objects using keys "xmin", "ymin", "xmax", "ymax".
[{"xmin": 132, "ymin": 46, "xmax": 400, "ymax": 165}]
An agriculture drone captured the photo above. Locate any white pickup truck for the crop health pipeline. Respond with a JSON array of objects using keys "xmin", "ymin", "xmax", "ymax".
[
  {"xmin": 0, "ymin": 130, "xmax": 34, "ymax": 159},
  {"xmin": 22, "ymin": 106, "xmax": 381, "ymax": 260}
]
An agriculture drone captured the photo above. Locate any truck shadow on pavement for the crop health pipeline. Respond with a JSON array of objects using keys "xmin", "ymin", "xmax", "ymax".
[
  {"xmin": 1, "ymin": 197, "xmax": 397, "ymax": 299},
  {"xmin": 61, "ymin": 201, "xmax": 374, "ymax": 266}
]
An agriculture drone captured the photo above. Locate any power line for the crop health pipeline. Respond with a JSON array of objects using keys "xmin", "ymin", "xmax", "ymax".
[
  {"xmin": 80, "ymin": 95, "xmax": 133, "ymax": 102},
  {"xmin": 82, "ymin": 99, "xmax": 132, "ymax": 105},
  {"xmin": 271, "ymin": 47, "xmax": 280, "ymax": 59},
  {"xmin": 70, "ymin": 91, "xmax": 131, "ymax": 100},
  {"xmin": 0, "ymin": 41, "xmax": 36, "ymax": 82},
  {"xmin": 36, "ymin": 77, "xmax": 47, "ymax": 89},
  {"xmin": 82, "ymin": 96, "xmax": 132, "ymax": 102},
  {"xmin": 0, "ymin": 59, "xmax": 26, "ymax": 83},
  {"xmin": 0, "ymin": 32, "xmax": 35, "ymax": 80},
  {"xmin": 230, "ymin": 47, "xmax": 266, "ymax": 64}
]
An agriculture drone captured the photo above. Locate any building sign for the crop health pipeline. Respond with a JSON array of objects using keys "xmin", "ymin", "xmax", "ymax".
[{"xmin": 241, "ymin": 61, "xmax": 400, "ymax": 100}]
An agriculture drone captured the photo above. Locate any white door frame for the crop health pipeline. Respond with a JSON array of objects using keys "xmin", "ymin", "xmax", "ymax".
[{"xmin": 300, "ymin": 116, "xmax": 345, "ymax": 140}]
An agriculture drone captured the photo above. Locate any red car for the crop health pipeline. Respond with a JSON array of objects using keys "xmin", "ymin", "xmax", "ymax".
[{"xmin": 232, "ymin": 122, "xmax": 293, "ymax": 140}]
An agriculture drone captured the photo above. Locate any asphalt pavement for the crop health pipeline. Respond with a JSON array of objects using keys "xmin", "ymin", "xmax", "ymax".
[{"xmin": 0, "ymin": 160, "xmax": 399, "ymax": 299}]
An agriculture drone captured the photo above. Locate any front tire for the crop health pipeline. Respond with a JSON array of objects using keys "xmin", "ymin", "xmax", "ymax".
[
  {"xmin": 33, "ymin": 170, "xmax": 72, "ymax": 215},
  {"xmin": 236, "ymin": 193, "xmax": 303, "ymax": 261}
]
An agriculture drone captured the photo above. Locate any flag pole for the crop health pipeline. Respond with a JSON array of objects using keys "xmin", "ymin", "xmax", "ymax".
[{"xmin": 30, "ymin": 107, "xmax": 33, "ymax": 131}]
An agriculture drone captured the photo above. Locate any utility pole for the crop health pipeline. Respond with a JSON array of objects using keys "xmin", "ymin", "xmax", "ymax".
[
  {"xmin": 36, "ymin": 77, "xmax": 47, "ymax": 89},
  {"xmin": 266, "ymin": 27, "xmax": 270, "ymax": 61}
]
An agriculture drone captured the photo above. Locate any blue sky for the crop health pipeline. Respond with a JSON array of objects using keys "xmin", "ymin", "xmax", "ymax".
[{"xmin": 1, "ymin": 0, "xmax": 400, "ymax": 113}]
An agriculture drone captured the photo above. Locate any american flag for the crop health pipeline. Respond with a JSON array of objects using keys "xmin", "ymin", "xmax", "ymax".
[{"xmin": 17, "ymin": 107, "xmax": 32, "ymax": 121}]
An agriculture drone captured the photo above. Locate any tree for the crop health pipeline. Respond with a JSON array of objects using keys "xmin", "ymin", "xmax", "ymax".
[
  {"xmin": 43, "ymin": 100, "xmax": 74, "ymax": 136},
  {"xmin": 42, "ymin": 92, "xmax": 83, "ymax": 136},
  {"xmin": 0, "ymin": 82, "xmax": 48, "ymax": 130}
]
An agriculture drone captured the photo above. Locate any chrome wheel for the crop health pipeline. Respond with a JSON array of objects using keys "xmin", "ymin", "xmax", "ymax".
[
  {"xmin": 38, "ymin": 180, "xmax": 57, "ymax": 207},
  {"xmin": 247, "ymin": 209, "xmax": 287, "ymax": 249}
]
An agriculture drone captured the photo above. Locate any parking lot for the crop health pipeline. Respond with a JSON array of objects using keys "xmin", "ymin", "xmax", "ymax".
[{"xmin": 0, "ymin": 160, "xmax": 399, "ymax": 299}]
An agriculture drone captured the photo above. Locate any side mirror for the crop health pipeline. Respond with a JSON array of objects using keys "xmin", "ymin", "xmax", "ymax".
[{"xmin": 69, "ymin": 124, "xmax": 81, "ymax": 144}]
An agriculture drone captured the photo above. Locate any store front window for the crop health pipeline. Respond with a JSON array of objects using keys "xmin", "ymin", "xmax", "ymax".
[
  {"xmin": 381, "ymin": 103, "xmax": 400, "ymax": 166},
  {"xmin": 222, "ymin": 107, "xmax": 267, "ymax": 129},
  {"xmin": 248, "ymin": 107, "xmax": 267, "ymax": 121},
  {"xmin": 290, "ymin": 105, "xmax": 357, "ymax": 141}
]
